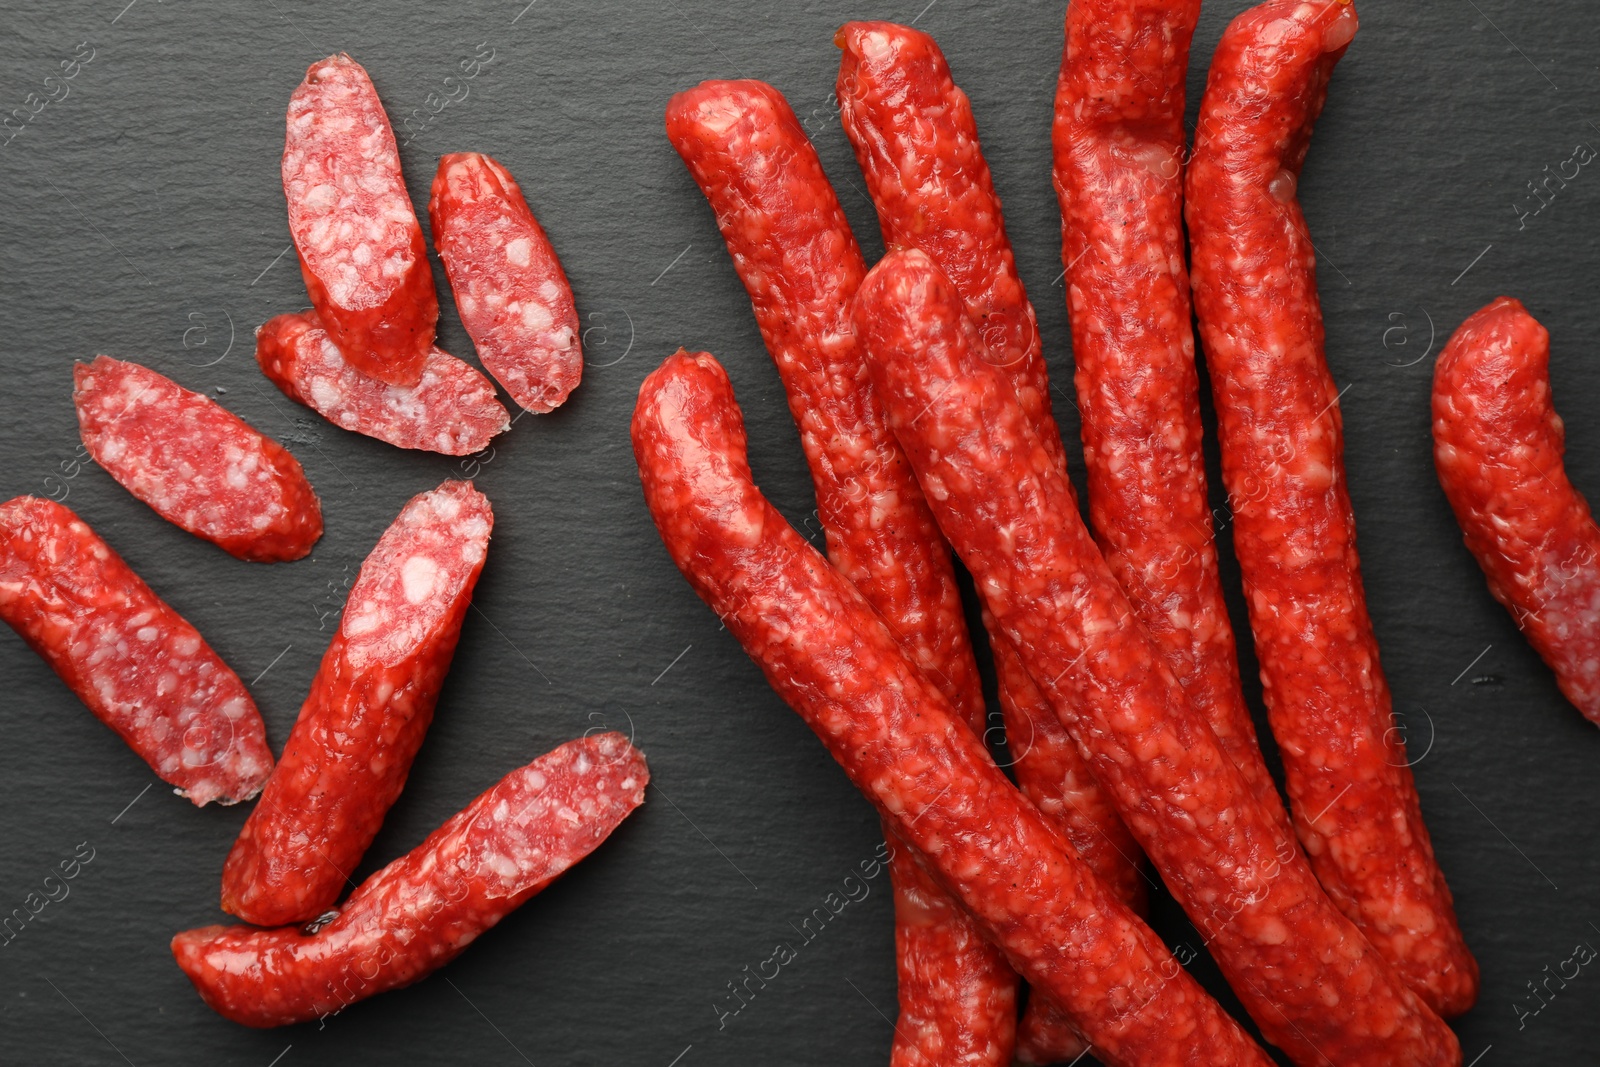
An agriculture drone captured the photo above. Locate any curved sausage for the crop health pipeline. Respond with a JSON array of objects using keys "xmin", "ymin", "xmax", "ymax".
[
  {"xmin": 1186, "ymin": 0, "xmax": 1477, "ymax": 1017},
  {"xmin": 0, "ymin": 496, "xmax": 273, "ymax": 805},
  {"xmin": 1434, "ymin": 297, "xmax": 1600, "ymax": 723},
  {"xmin": 221, "ymin": 481, "xmax": 492, "ymax": 926},
  {"xmin": 429, "ymin": 152, "xmax": 582, "ymax": 414},
  {"xmin": 854, "ymin": 248, "xmax": 1460, "ymax": 1067},
  {"xmin": 282, "ymin": 54, "xmax": 437, "ymax": 386},
  {"xmin": 176, "ymin": 733, "xmax": 646, "ymax": 1027},
  {"xmin": 74, "ymin": 356, "xmax": 322, "ymax": 562},
  {"xmin": 665, "ymin": 79, "xmax": 1015, "ymax": 1067},
  {"xmin": 633, "ymin": 348, "xmax": 1273, "ymax": 1067}
]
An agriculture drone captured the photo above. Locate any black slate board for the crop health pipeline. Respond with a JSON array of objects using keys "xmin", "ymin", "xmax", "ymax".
[{"xmin": 0, "ymin": 1, "xmax": 1597, "ymax": 1064}]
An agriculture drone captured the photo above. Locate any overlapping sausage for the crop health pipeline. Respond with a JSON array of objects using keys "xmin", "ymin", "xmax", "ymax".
[
  {"xmin": 177, "ymin": 733, "xmax": 646, "ymax": 1027},
  {"xmin": 256, "ymin": 312, "xmax": 509, "ymax": 456},
  {"xmin": 221, "ymin": 480, "xmax": 492, "ymax": 926},
  {"xmin": 1186, "ymin": 0, "xmax": 1477, "ymax": 1016},
  {"xmin": 282, "ymin": 54, "xmax": 437, "ymax": 386},
  {"xmin": 634, "ymin": 348, "xmax": 1273, "ymax": 1067},
  {"xmin": 1434, "ymin": 297, "xmax": 1600, "ymax": 723},
  {"xmin": 74, "ymin": 356, "xmax": 322, "ymax": 562},
  {"xmin": 665, "ymin": 80, "xmax": 1016, "ymax": 1067},
  {"xmin": 854, "ymin": 249, "xmax": 1460, "ymax": 1067},
  {"xmin": 0, "ymin": 496, "xmax": 274, "ymax": 805}
]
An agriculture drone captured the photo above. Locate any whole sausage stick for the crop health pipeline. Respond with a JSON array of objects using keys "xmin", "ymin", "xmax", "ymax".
[
  {"xmin": 1054, "ymin": 0, "xmax": 1292, "ymax": 840},
  {"xmin": 634, "ymin": 348, "xmax": 1273, "ymax": 1067},
  {"xmin": 1186, "ymin": 0, "xmax": 1477, "ymax": 1016},
  {"xmin": 665, "ymin": 79, "xmax": 1016, "ymax": 1067},
  {"xmin": 835, "ymin": 23, "xmax": 1146, "ymax": 940}
]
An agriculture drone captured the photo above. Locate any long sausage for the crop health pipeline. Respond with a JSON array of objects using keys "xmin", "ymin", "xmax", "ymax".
[
  {"xmin": 834, "ymin": 20, "xmax": 1146, "ymax": 935},
  {"xmin": 854, "ymin": 248, "xmax": 1460, "ymax": 1067},
  {"xmin": 221, "ymin": 480, "xmax": 492, "ymax": 926},
  {"xmin": 1186, "ymin": 0, "xmax": 1477, "ymax": 1017},
  {"xmin": 1434, "ymin": 297, "xmax": 1600, "ymax": 723},
  {"xmin": 1054, "ymin": 0, "xmax": 1292, "ymax": 839},
  {"xmin": 665, "ymin": 79, "xmax": 1016, "ymax": 1067},
  {"xmin": 176, "ymin": 732, "xmax": 646, "ymax": 1027},
  {"xmin": 633, "ymin": 348, "xmax": 1273, "ymax": 1067},
  {"xmin": 0, "ymin": 496, "xmax": 274, "ymax": 805}
]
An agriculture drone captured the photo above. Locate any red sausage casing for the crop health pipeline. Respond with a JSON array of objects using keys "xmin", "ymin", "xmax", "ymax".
[{"xmin": 221, "ymin": 480, "xmax": 492, "ymax": 926}]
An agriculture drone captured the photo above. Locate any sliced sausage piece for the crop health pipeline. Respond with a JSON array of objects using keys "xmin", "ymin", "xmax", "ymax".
[
  {"xmin": 834, "ymin": 23, "xmax": 1145, "ymax": 941},
  {"xmin": 74, "ymin": 356, "xmax": 322, "ymax": 562},
  {"xmin": 429, "ymin": 152, "xmax": 582, "ymax": 414},
  {"xmin": 0, "ymin": 496, "xmax": 273, "ymax": 805},
  {"xmin": 1186, "ymin": 0, "xmax": 1477, "ymax": 1017},
  {"xmin": 256, "ymin": 312, "xmax": 508, "ymax": 456},
  {"xmin": 665, "ymin": 79, "xmax": 1016, "ymax": 1067},
  {"xmin": 633, "ymin": 348, "xmax": 1273, "ymax": 1067},
  {"xmin": 221, "ymin": 480, "xmax": 492, "ymax": 927},
  {"xmin": 1434, "ymin": 297, "xmax": 1600, "ymax": 723},
  {"xmin": 176, "ymin": 733, "xmax": 646, "ymax": 1027},
  {"xmin": 854, "ymin": 249, "xmax": 1461, "ymax": 1067},
  {"xmin": 283, "ymin": 54, "xmax": 437, "ymax": 387}
]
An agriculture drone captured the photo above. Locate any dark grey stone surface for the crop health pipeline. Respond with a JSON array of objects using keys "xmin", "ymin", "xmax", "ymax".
[{"xmin": 0, "ymin": 1, "xmax": 1595, "ymax": 1063}]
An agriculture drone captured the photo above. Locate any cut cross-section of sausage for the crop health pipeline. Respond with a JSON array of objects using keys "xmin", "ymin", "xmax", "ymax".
[
  {"xmin": 855, "ymin": 249, "xmax": 1461, "ymax": 1067},
  {"xmin": 74, "ymin": 356, "xmax": 322, "ymax": 562},
  {"xmin": 1187, "ymin": 0, "xmax": 1477, "ymax": 1018},
  {"xmin": 282, "ymin": 53, "xmax": 437, "ymax": 387},
  {"xmin": 221, "ymin": 480, "xmax": 493, "ymax": 927},
  {"xmin": 429, "ymin": 152, "xmax": 582, "ymax": 414},
  {"xmin": 176, "ymin": 732, "xmax": 646, "ymax": 1027},
  {"xmin": 0, "ymin": 496, "xmax": 274, "ymax": 806},
  {"xmin": 1435, "ymin": 297, "xmax": 1600, "ymax": 724},
  {"xmin": 633, "ymin": 348, "xmax": 1274, "ymax": 1067},
  {"xmin": 256, "ymin": 312, "xmax": 508, "ymax": 456}
]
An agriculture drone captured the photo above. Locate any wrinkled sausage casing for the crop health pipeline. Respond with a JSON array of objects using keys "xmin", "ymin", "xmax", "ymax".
[{"xmin": 1186, "ymin": 0, "xmax": 1477, "ymax": 1017}]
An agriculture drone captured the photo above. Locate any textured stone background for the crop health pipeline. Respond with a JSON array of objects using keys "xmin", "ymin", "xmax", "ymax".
[{"xmin": 0, "ymin": 1, "xmax": 1595, "ymax": 1063}]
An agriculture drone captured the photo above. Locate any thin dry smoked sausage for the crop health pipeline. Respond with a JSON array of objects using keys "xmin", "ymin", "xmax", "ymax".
[
  {"xmin": 855, "ymin": 248, "xmax": 1460, "ymax": 1067},
  {"xmin": 1434, "ymin": 297, "xmax": 1600, "ymax": 724},
  {"xmin": 176, "ymin": 733, "xmax": 646, "ymax": 1027},
  {"xmin": 1054, "ymin": 0, "xmax": 1291, "ymax": 838},
  {"xmin": 221, "ymin": 481, "xmax": 492, "ymax": 926},
  {"xmin": 1186, "ymin": 0, "xmax": 1476, "ymax": 1016},
  {"xmin": 634, "ymin": 348, "xmax": 1272, "ymax": 1067},
  {"xmin": 834, "ymin": 22, "xmax": 1146, "ymax": 940},
  {"xmin": 0, "ymin": 496, "xmax": 274, "ymax": 806},
  {"xmin": 666, "ymin": 80, "xmax": 1015, "ymax": 1067}
]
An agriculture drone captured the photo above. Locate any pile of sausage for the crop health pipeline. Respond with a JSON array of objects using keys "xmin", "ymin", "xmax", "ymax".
[
  {"xmin": 638, "ymin": 0, "xmax": 1598, "ymax": 1062},
  {"xmin": 0, "ymin": 54, "xmax": 645, "ymax": 1028}
]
